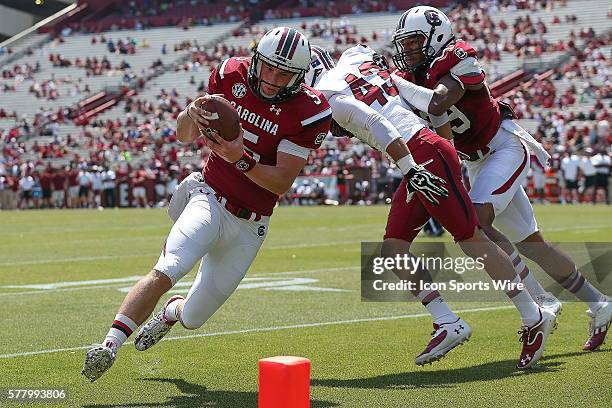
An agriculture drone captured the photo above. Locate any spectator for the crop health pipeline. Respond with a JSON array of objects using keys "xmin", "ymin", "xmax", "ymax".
[
  {"xmin": 132, "ymin": 164, "xmax": 148, "ymax": 208},
  {"xmin": 40, "ymin": 166, "xmax": 54, "ymax": 208},
  {"xmin": 561, "ymin": 150, "xmax": 580, "ymax": 203},
  {"xmin": 18, "ymin": 172, "xmax": 35, "ymax": 209},
  {"xmin": 591, "ymin": 149, "xmax": 611, "ymax": 204},
  {"xmin": 52, "ymin": 167, "xmax": 66, "ymax": 208},
  {"xmin": 0, "ymin": 173, "xmax": 8, "ymax": 210},
  {"xmin": 78, "ymin": 166, "xmax": 92, "ymax": 208},
  {"xmin": 91, "ymin": 166, "xmax": 104, "ymax": 208},
  {"xmin": 102, "ymin": 165, "xmax": 117, "ymax": 208},
  {"xmin": 530, "ymin": 153, "xmax": 547, "ymax": 203},
  {"xmin": 67, "ymin": 165, "xmax": 80, "ymax": 208},
  {"xmin": 579, "ymin": 148, "xmax": 597, "ymax": 202}
]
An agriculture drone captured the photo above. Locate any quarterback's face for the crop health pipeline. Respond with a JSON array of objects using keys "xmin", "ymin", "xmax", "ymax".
[
  {"xmin": 259, "ymin": 62, "xmax": 295, "ymax": 97},
  {"xmin": 400, "ymin": 35, "xmax": 426, "ymax": 65}
]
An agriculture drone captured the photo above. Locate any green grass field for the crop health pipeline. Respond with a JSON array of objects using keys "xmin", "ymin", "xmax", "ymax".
[{"xmin": 0, "ymin": 205, "xmax": 610, "ymax": 407}]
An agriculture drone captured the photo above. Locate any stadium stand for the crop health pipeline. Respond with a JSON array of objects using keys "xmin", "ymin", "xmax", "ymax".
[{"xmin": 0, "ymin": 0, "xmax": 610, "ymax": 209}]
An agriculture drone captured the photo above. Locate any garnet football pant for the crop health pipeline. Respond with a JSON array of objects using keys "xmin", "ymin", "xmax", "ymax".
[
  {"xmin": 465, "ymin": 121, "xmax": 539, "ymax": 242},
  {"xmin": 384, "ymin": 129, "xmax": 480, "ymax": 243},
  {"xmin": 153, "ymin": 186, "xmax": 268, "ymax": 329}
]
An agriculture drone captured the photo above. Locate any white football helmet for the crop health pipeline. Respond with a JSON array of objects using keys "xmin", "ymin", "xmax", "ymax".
[
  {"xmin": 248, "ymin": 27, "xmax": 311, "ymax": 103},
  {"xmin": 304, "ymin": 44, "xmax": 336, "ymax": 88},
  {"xmin": 392, "ymin": 6, "xmax": 454, "ymax": 72}
]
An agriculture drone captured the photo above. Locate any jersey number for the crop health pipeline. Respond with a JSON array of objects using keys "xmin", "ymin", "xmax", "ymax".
[
  {"xmin": 447, "ymin": 105, "xmax": 470, "ymax": 134},
  {"xmin": 418, "ymin": 105, "xmax": 471, "ymax": 134},
  {"xmin": 344, "ymin": 62, "xmax": 398, "ymax": 107}
]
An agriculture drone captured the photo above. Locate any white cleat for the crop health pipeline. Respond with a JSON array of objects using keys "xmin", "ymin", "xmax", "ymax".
[
  {"xmin": 415, "ymin": 318, "xmax": 471, "ymax": 366},
  {"xmin": 82, "ymin": 343, "xmax": 116, "ymax": 382},
  {"xmin": 583, "ymin": 299, "xmax": 611, "ymax": 351},
  {"xmin": 535, "ymin": 292, "xmax": 563, "ymax": 318},
  {"xmin": 134, "ymin": 295, "xmax": 182, "ymax": 351}
]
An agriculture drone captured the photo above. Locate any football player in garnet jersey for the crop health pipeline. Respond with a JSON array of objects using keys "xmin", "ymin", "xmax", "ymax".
[
  {"xmin": 82, "ymin": 28, "xmax": 332, "ymax": 382},
  {"xmin": 390, "ymin": 6, "xmax": 610, "ymax": 353},
  {"xmin": 309, "ymin": 44, "xmax": 555, "ymax": 368}
]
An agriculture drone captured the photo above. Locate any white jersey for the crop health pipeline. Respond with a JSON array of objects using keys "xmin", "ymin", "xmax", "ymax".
[{"xmin": 316, "ymin": 45, "xmax": 426, "ymax": 152}]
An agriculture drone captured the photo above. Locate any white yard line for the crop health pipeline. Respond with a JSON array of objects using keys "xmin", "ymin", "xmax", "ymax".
[
  {"xmin": 0, "ymin": 267, "xmax": 358, "ymax": 297},
  {"xmin": 0, "ymin": 305, "xmax": 515, "ymax": 359}
]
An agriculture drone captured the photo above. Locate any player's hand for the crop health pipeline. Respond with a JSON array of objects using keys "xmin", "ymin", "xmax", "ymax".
[
  {"xmin": 206, "ymin": 125, "xmax": 245, "ymax": 163},
  {"xmin": 405, "ymin": 163, "xmax": 448, "ymax": 205},
  {"xmin": 186, "ymin": 95, "xmax": 215, "ymax": 129}
]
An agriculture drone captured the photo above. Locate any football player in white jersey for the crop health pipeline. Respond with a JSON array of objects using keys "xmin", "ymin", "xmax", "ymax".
[{"xmin": 309, "ymin": 44, "xmax": 556, "ymax": 368}]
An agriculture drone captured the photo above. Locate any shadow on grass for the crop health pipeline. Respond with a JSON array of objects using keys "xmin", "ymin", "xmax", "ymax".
[
  {"xmin": 312, "ymin": 350, "xmax": 609, "ymax": 390},
  {"xmin": 83, "ymin": 377, "xmax": 338, "ymax": 408}
]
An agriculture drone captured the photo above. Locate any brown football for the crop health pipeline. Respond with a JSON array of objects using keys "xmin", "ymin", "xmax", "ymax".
[{"xmin": 198, "ymin": 94, "xmax": 241, "ymax": 142}]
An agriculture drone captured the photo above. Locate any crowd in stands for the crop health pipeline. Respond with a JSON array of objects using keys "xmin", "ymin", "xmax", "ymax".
[{"xmin": 1, "ymin": 0, "xmax": 610, "ymax": 210}]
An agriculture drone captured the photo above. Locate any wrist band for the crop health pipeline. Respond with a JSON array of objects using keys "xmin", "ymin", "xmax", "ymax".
[
  {"xmin": 396, "ymin": 154, "xmax": 418, "ymax": 176},
  {"xmin": 233, "ymin": 151, "xmax": 256, "ymax": 172}
]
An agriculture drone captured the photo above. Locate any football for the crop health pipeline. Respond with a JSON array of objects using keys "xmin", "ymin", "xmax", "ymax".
[{"xmin": 198, "ymin": 94, "xmax": 241, "ymax": 142}]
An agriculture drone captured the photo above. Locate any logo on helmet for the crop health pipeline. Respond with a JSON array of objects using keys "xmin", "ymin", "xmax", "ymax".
[{"xmin": 424, "ymin": 10, "xmax": 442, "ymax": 26}]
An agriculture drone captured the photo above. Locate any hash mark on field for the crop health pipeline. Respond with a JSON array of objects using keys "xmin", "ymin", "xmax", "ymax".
[
  {"xmin": 0, "ymin": 305, "xmax": 514, "ymax": 359},
  {"xmin": 0, "ymin": 267, "xmax": 358, "ymax": 296}
]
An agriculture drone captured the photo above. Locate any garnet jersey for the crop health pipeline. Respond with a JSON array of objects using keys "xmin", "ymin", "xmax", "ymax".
[
  {"xmin": 316, "ymin": 45, "xmax": 427, "ymax": 151},
  {"xmin": 205, "ymin": 57, "xmax": 332, "ymax": 215},
  {"xmin": 395, "ymin": 40, "xmax": 501, "ymax": 155}
]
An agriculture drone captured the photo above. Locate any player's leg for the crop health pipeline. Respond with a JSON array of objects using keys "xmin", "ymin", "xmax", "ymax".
[
  {"xmin": 515, "ymin": 227, "xmax": 610, "ymax": 351},
  {"xmin": 82, "ymin": 191, "xmax": 222, "ymax": 381},
  {"xmin": 136, "ymin": 208, "xmax": 266, "ymax": 350},
  {"xmin": 493, "ymin": 187, "xmax": 560, "ymax": 314},
  {"xmin": 177, "ymin": 226, "xmax": 264, "ymax": 330},
  {"xmin": 419, "ymin": 136, "xmax": 555, "ymax": 369},
  {"xmin": 467, "ymin": 135, "xmax": 555, "ymax": 304},
  {"xmin": 383, "ymin": 180, "xmax": 471, "ymax": 365}
]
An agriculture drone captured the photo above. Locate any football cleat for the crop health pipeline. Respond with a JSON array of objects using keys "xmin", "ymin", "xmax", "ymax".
[
  {"xmin": 583, "ymin": 299, "xmax": 611, "ymax": 351},
  {"xmin": 134, "ymin": 295, "xmax": 183, "ymax": 351},
  {"xmin": 516, "ymin": 308, "xmax": 556, "ymax": 369},
  {"xmin": 415, "ymin": 318, "xmax": 471, "ymax": 366},
  {"xmin": 535, "ymin": 292, "xmax": 563, "ymax": 318},
  {"xmin": 81, "ymin": 342, "xmax": 117, "ymax": 382}
]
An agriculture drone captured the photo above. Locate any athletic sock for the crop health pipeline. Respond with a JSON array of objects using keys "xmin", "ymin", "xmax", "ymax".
[
  {"xmin": 505, "ymin": 276, "xmax": 541, "ymax": 327},
  {"xmin": 561, "ymin": 268, "xmax": 605, "ymax": 310},
  {"xmin": 510, "ymin": 250, "xmax": 546, "ymax": 299},
  {"xmin": 417, "ymin": 289, "xmax": 457, "ymax": 325},
  {"xmin": 104, "ymin": 313, "xmax": 137, "ymax": 351},
  {"xmin": 163, "ymin": 296, "xmax": 184, "ymax": 323}
]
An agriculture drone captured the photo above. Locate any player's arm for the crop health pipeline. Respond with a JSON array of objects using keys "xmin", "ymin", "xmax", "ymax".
[
  {"xmin": 392, "ymin": 73, "xmax": 464, "ymax": 116},
  {"xmin": 243, "ymin": 151, "xmax": 307, "ymax": 195},
  {"xmin": 435, "ymin": 121, "xmax": 454, "ymax": 140},
  {"xmin": 177, "ymin": 59, "xmax": 228, "ymax": 144},
  {"xmin": 391, "ymin": 58, "xmax": 485, "ymax": 116},
  {"xmin": 329, "ymin": 93, "xmax": 448, "ymax": 203},
  {"xmin": 205, "ymin": 127, "xmax": 309, "ymax": 196},
  {"xmin": 328, "ymin": 93, "xmax": 414, "ymax": 168}
]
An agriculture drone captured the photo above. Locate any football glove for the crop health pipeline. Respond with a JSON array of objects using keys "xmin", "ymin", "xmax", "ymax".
[{"xmin": 405, "ymin": 165, "xmax": 448, "ymax": 205}]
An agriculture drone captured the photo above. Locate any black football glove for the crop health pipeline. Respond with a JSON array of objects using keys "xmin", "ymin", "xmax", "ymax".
[{"xmin": 405, "ymin": 165, "xmax": 448, "ymax": 205}]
